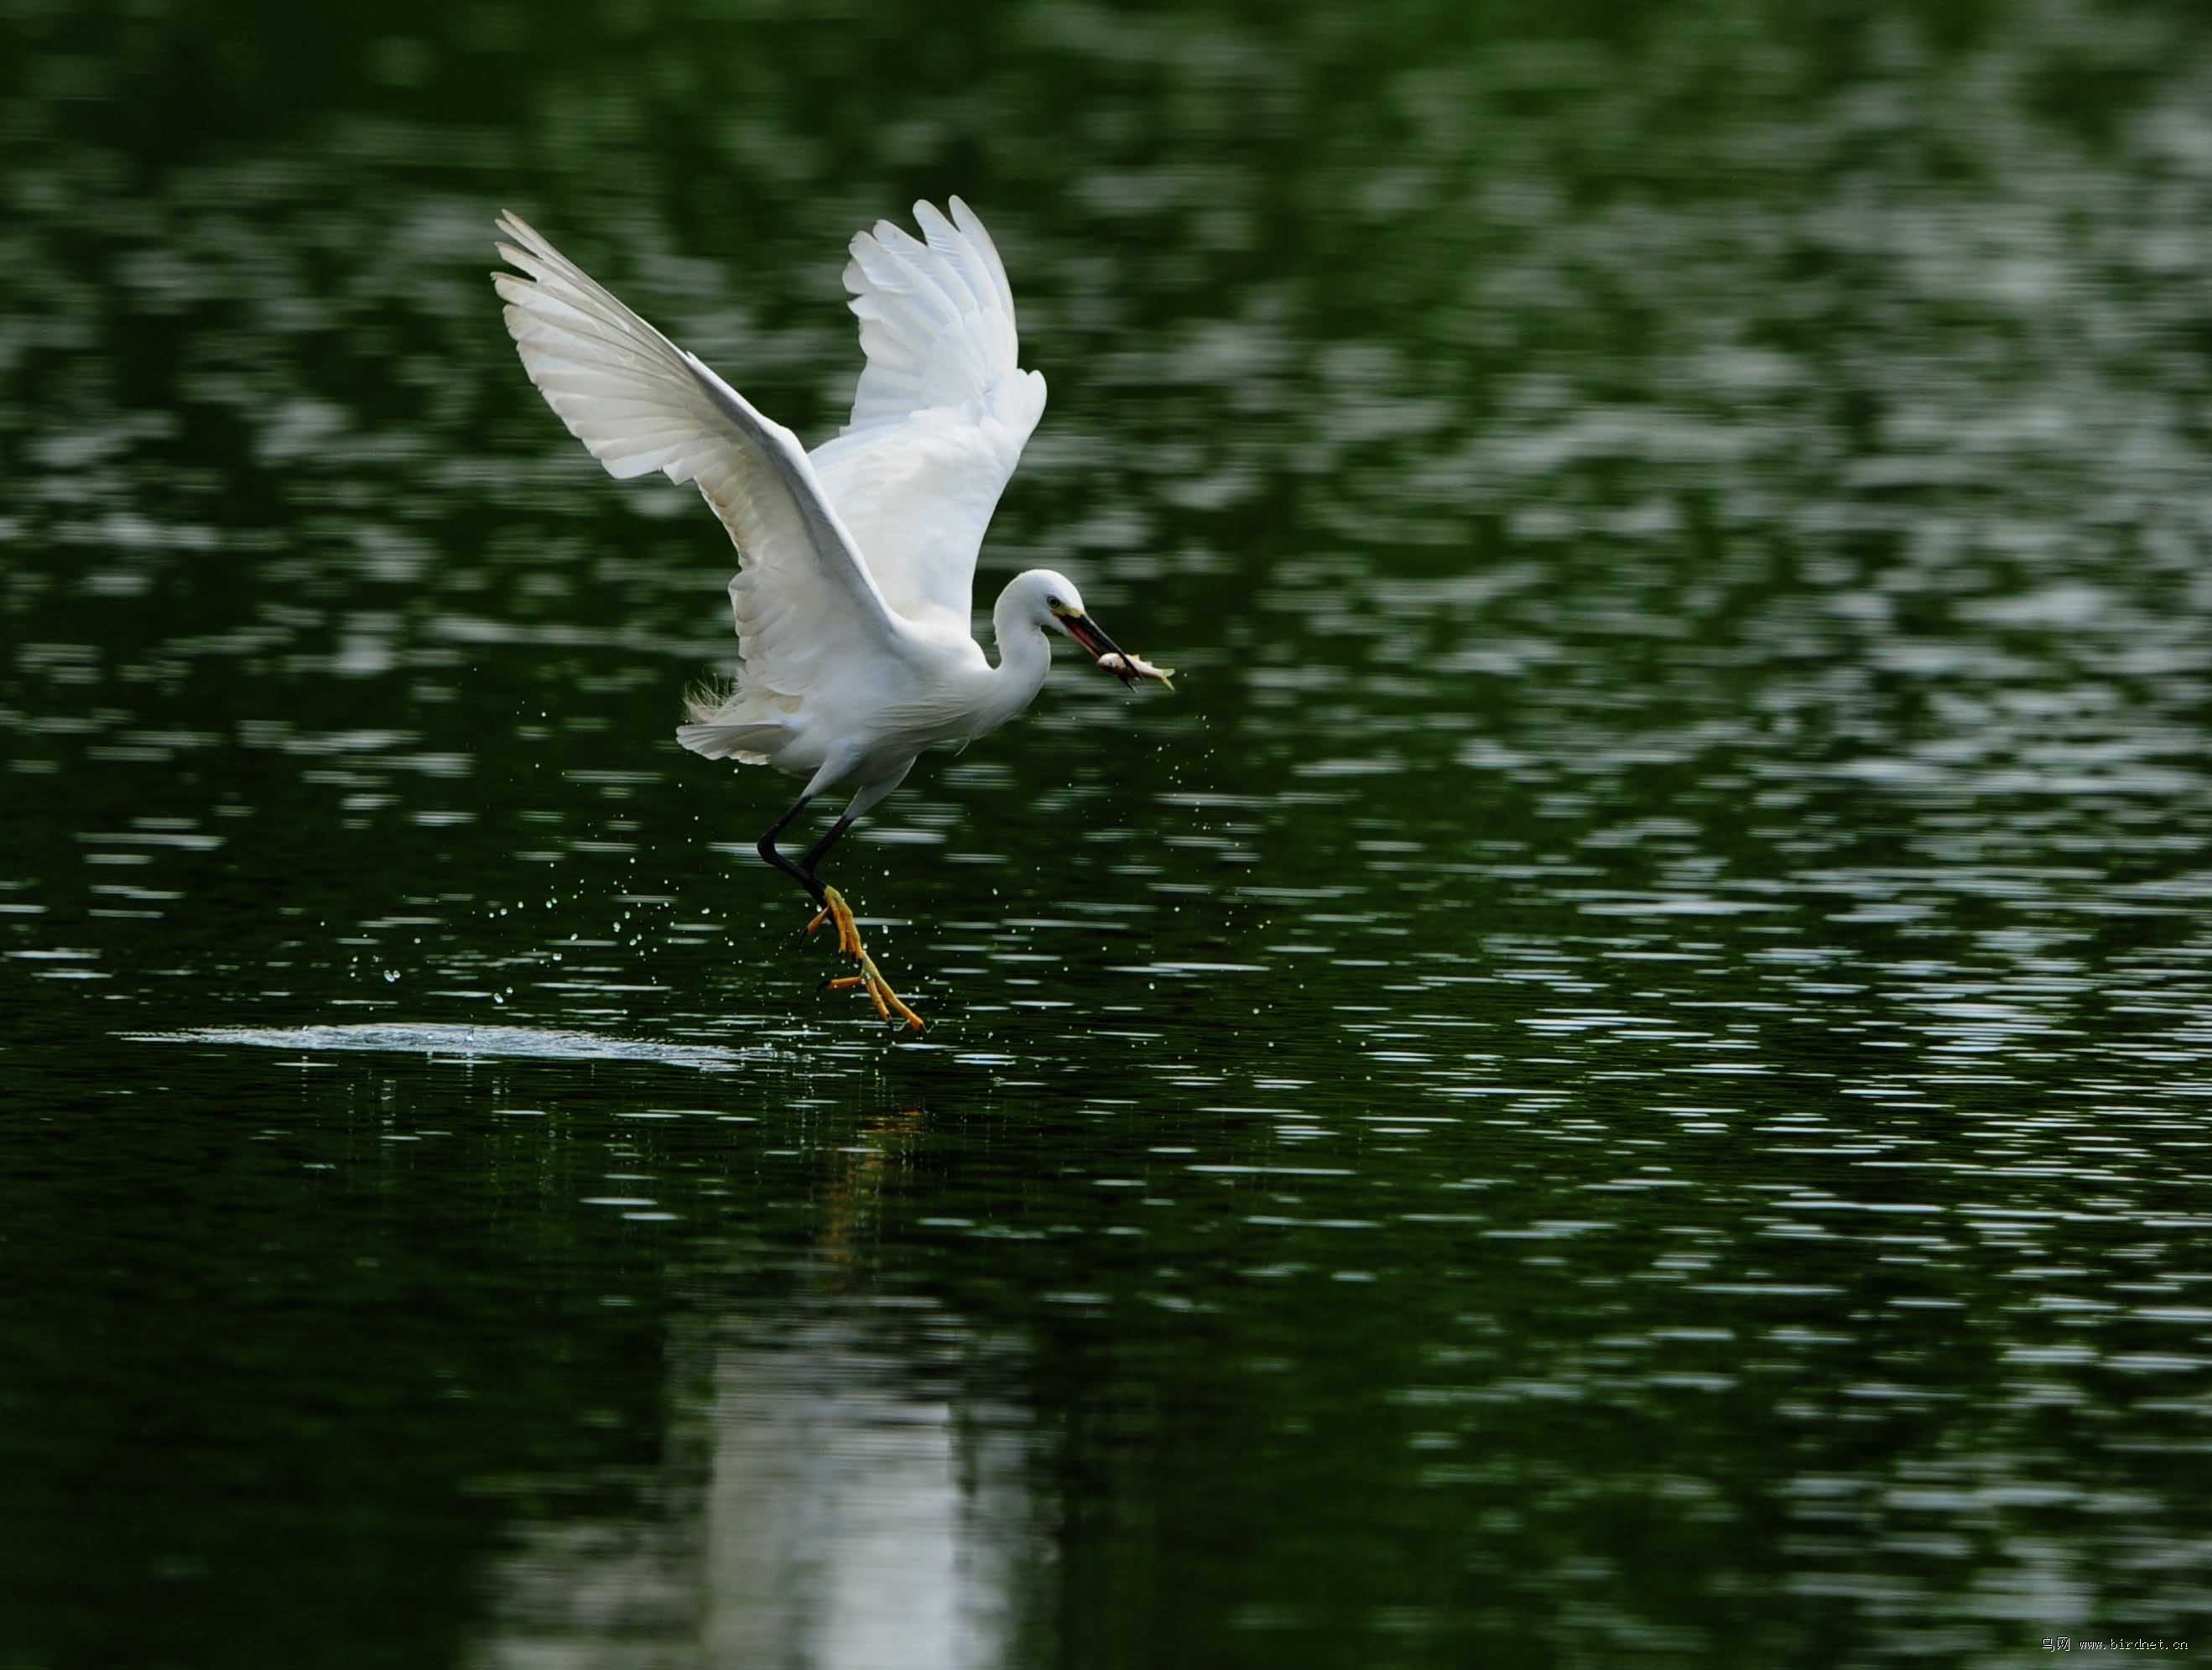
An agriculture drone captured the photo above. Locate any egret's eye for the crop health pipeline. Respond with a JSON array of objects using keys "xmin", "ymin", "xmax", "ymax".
[{"xmin": 1048, "ymin": 596, "xmax": 1064, "ymax": 611}]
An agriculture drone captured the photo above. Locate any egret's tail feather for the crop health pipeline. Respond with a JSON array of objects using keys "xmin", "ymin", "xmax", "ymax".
[
  {"xmin": 683, "ymin": 675, "xmax": 737, "ymax": 725},
  {"xmin": 676, "ymin": 721, "xmax": 790, "ymax": 764}
]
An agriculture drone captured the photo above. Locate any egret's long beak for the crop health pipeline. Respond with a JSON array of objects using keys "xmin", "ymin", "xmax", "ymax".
[{"xmin": 1058, "ymin": 610, "xmax": 1127, "ymax": 669}]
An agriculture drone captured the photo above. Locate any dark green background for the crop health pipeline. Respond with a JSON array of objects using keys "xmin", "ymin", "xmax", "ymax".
[{"xmin": 5, "ymin": 0, "xmax": 2212, "ymax": 1664}]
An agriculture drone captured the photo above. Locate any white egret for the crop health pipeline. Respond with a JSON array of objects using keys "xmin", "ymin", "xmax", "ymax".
[{"xmin": 492, "ymin": 199, "xmax": 1171, "ymax": 1030}]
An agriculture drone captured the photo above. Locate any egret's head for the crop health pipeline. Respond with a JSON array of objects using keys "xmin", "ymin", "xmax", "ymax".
[
  {"xmin": 1018, "ymin": 566, "xmax": 1123, "ymax": 681},
  {"xmin": 1008, "ymin": 568, "xmax": 1078, "ymax": 627}
]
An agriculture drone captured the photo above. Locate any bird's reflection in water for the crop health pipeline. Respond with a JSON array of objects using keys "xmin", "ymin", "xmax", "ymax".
[
  {"xmin": 473, "ymin": 1105, "xmax": 1046, "ymax": 1670},
  {"xmin": 697, "ymin": 1309, "xmax": 1037, "ymax": 1668}
]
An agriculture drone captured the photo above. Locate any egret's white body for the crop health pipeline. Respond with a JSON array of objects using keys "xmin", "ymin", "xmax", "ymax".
[{"xmin": 492, "ymin": 199, "xmax": 1166, "ymax": 1025}]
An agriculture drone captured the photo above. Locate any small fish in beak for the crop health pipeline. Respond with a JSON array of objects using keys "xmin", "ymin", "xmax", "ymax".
[{"xmin": 1096, "ymin": 650, "xmax": 1175, "ymax": 689}]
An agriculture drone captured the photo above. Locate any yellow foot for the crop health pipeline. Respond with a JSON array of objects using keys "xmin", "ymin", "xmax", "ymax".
[
  {"xmin": 806, "ymin": 885, "xmax": 862, "ymax": 956},
  {"xmin": 808, "ymin": 886, "xmax": 924, "ymax": 1033}
]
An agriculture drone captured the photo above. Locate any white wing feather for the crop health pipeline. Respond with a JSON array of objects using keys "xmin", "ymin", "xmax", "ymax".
[
  {"xmin": 809, "ymin": 197, "xmax": 1045, "ymax": 634},
  {"xmin": 492, "ymin": 211, "xmax": 908, "ymax": 711}
]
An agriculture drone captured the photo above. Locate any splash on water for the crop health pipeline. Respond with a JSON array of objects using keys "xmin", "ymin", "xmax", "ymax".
[{"xmin": 130, "ymin": 1022, "xmax": 761, "ymax": 1072}]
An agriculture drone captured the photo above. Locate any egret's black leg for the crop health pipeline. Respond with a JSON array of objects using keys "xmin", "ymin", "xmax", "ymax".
[
  {"xmin": 756, "ymin": 794, "xmax": 825, "ymax": 904},
  {"xmin": 799, "ymin": 815, "xmax": 856, "ymax": 880}
]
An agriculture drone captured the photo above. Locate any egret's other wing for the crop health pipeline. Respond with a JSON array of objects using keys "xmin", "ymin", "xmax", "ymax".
[
  {"xmin": 493, "ymin": 211, "xmax": 907, "ymax": 700},
  {"xmin": 811, "ymin": 198, "xmax": 1045, "ymax": 634}
]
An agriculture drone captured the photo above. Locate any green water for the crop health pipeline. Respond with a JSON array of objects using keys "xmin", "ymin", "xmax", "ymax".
[{"xmin": 7, "ymin": 0, "xmax": 2212, "ymax": 1664}]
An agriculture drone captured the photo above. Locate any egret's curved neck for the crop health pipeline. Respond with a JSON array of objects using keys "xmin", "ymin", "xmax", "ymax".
[{"xmin": 985, "ymin": 587, "xmax": 1055, "ymax": 727}]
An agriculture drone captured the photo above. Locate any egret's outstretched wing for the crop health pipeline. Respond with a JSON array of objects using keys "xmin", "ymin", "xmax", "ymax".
[
  {"xmin": 808, "ymin": 198, "xmax": 1046, "ymax": 635},
  {"xmin": 492, "ymin": 211, "xmax": 907, "ymax": 702}
]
